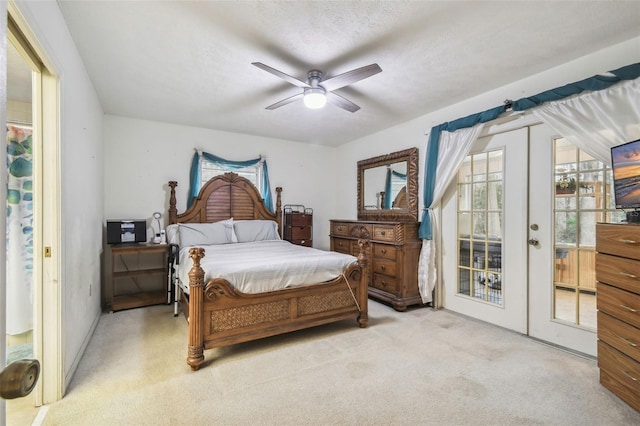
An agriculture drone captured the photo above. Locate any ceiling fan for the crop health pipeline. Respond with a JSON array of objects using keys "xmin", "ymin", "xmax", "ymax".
[{"xmin": 252, "ymin": 62, "xmax": 382, "ymax": 113}]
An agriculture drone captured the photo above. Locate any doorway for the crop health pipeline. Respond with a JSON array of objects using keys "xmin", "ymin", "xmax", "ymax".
[
  {"xmin": 4, "ymin": 5, "xmax": 62, "ymax": 424},
  {"xmin": 441, "ymin": 123, "xmax": 601, "ymax": 357}
]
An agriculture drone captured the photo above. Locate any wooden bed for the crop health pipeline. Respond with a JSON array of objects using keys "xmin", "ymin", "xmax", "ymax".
[{"xmin": 168, "ymin": 172, "xmax": 368, "ymax": 371}]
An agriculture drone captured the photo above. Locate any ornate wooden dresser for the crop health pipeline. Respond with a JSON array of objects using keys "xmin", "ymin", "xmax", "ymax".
[
  {"xmin": 596, "ymin": 222, "xmax": 640, "ymax": 412},
  {"xmin": 330, "ymin": 219, "xmax": 422, "ymax": 311}
]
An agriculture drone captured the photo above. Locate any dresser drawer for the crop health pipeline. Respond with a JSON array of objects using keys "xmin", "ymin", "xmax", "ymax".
[
  {"xmin": 372, "ymin": 273, "xmax": 397, "ymax": 293},
  {"xmin": 331, "ymin": 222, "xmax": 349, "ymax": 236},
  {"xmin": 292, "ymin": 239, "xmax": 312, "ymax": 247},
  {"xmin": 288, "ymin": 213, "xmax": 312, "ymax": 226},
  {"xmin": 598, "ymin": 341, "xmax": 640, "ymax": 411},
  {"xmin": 597, "ymin": 223, "xmax": 640, "ymax": 261},
  {"xmin": 598, "ymin": 311, "xmax": 640, "ymax": 362},
  {"xmin": 598, "ymin": 282, "xmax": 640, "ymax": 329},
  {"xmin": 596, "ymin": 253, "xmax": 640, "ymax": 294},
  {"xmin": 373, "ymin": 224, "xmax": 396, "ymax": 242},
  {"xmin": 332, "ymin": 237, "xmax": 352, "ymax": 255},
  {"xmin": 373, "ymin": 258, "xmax": 397, "ymax": 277},
  {"xmin": 286, "ymin": 226, "xmax": 311, "ymax": 240},
  {"xmin": 373, "ymin": 243, "xmax": 396, "ymax": 261}
]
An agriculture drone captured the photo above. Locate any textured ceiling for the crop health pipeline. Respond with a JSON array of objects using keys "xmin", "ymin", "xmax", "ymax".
[{"xmin": 48, "ymin": 1, "xmax": 640, "ymax": 146}]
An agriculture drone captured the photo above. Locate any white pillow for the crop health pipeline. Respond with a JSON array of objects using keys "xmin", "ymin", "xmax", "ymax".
[
  {"xmin": 166, "ymin": 224, "xmax": 180, "ymax": 245},
  {"xmin": 233, "ymin": 220, "xmax": 280, "ymax": 243},
  {"xmin": 177, "ymin": 219, "xmax": 234, "ymax": 246}
]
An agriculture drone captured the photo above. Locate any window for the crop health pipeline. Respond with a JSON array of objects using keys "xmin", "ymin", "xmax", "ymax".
[
  {"xmin": 457, "ymin": 150, "xmax": 504, "ymax": 305},
  {"xmin": 553, "ymin": 138, "xmax": 624, "ymax": 328},
  {"xmin": 200, "ymin": 157, "xmax": 263, "ymax": 191},
  {"xmin": 188, "ymin": 151, "xmax": 273, "ymax": 212}
]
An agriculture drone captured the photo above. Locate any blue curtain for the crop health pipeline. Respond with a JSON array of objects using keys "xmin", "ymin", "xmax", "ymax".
[
  {"xmin": 384, "ymin": 169, "xmax": 407, "ymax": 209},
  {"xmin": 187, "ymin": 151, "xmax": 273, "ymax": 212},
  {"xmin": 419, "ymin": 62, "xmax": 640, "ymax": 240}
]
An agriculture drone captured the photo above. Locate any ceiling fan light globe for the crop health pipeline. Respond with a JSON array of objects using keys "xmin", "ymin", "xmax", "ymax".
[{"xmin": 303, "ymin": 91, "xmax": 326, "ymax": 109}]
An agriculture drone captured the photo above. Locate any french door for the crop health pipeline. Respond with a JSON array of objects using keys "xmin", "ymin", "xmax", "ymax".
[
  {"xmin": 528, "ymin": 124, "xmax": 620, "ymax": 356},
  {"xmin": 441, "ymin": 128, "xmax": 528, "ymax": 333},
  {"xmin": 441, "ymin": 123, "xmax": 600, "ymax": 356}
]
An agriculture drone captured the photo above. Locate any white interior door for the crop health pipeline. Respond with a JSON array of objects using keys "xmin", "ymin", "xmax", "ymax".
[
  {"xmin": 441, "ymin": 127, "xmax": 528, "ymax": 333},
  {"xmin": 528, "ymin": 123, "xmax": 605, "ymax": 357}
]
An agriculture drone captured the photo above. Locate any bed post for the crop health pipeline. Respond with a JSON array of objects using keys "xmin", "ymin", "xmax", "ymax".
[
  {"xmin": 187, "ymin": 248, "xmax": 205, "ymax": 370},
  {"xmin": 168, "ymin": 181, "xmax": 178, "ymax": 224},
  {"xmin": 275, "ymin": 186, "xmax": 283, "ymax": 238},
  {"xmin": 356, "ymin": 239, "xmax": 369, "ymax": 328}
]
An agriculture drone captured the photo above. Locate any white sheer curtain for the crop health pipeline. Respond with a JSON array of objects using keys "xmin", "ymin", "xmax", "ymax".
[
  {"xmin": 418, "ymin": 124, "xmax": 484, "ymax": 303},
  {"xmin": 533, "ymin": 78, "xmax": 640, "ymax": 164}
]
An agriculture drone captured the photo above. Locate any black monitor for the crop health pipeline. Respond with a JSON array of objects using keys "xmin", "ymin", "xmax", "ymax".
[{"xmin": 106, "ymin": 220, "xmax": 147, "ymax": 244}]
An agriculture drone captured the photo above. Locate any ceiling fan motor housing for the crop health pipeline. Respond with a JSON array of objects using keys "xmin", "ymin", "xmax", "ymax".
[{"xmin": 307, "ymin": 70, "xmax": 323, "ymax": 87}]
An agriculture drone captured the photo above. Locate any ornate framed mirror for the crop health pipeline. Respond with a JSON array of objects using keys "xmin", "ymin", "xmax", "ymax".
[{"xmin": 357, "ymin": 147, "xmax": 419, "ymax": 222}]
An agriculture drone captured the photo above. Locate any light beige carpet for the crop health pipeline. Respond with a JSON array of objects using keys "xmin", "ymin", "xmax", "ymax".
[{"xmin": 41, "ymin": 301, "xmax": 640, "ymax": 425}]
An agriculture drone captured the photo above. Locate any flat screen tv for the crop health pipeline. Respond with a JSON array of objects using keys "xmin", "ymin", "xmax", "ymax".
[{"xmin": 611, "ymin": 139, "xmax": 640, "ymax": 222}]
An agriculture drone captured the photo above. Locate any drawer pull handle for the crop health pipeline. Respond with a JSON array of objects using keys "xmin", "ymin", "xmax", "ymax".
[
  {"xmin": 380, "ymin": 231, "xmax": 386, "ymax": 236},
  {"xmin": 619, "ymin": 271, "xmax": 638, "ymax": 279},
  {"xmin": 381, "ymin": 281, "xmax": 386, "ymax": 286},
  {"xmin": 381, "ymin": 248, "xmax": 387, "ymax": 254},
  {"xmin": 337, "ymin": 226, "xmax": 343, "ymax": 231},
  {"xmin": 620, "ymin": 304, "xmax": 638, "ymax": 313},
  {"xmin": 622, "ymin": 371, "xmax": 639, "ymax": 382},
  {"xmin": 380, "ymin": 265, "xmax": 386, "ymax": 270},
  {"xmin": 618, "ymin": 239, "xmax": 638, "ymax": 244},
  {"xmin": 622, "ymin": 337, "xmax": 638, "ymax": 348}
]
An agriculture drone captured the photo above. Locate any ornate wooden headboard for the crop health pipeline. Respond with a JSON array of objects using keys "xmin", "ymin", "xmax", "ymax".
[{"xmin": 168, "ymin": 172, "xmax": 282, "ymax": 233}]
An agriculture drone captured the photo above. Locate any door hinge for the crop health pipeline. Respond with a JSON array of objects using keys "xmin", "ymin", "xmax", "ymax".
[{"xmin": 44, "ymin": 246, "xmax": 51, "ymax": 258}]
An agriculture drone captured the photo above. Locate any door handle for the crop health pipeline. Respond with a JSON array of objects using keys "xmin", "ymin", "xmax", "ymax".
[{"xmin": 528, "ymin": 238, "xmax": 540, "ymax": 247}]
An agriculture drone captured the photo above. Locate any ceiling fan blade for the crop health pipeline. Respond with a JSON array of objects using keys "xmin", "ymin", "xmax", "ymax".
[
  {"xmin": 265, "ymin": 92, "xmax": 304, "ymax": 110},
  {"xmin": 326, "ymin": 92, "xmax": 360, "ymax": 113},
  {"xmin": 320, "ymin": 63, "xmax": 382, "ymax": 92},
  {"xmin": 252, "ymin": 62, "xmax": 310, "ymax": 88}
]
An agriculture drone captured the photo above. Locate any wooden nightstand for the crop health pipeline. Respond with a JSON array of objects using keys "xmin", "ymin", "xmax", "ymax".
[
  {"xmin": 107, "ymin": 243, "xmax": 169, "ymax": 312},
  {"xmin": 283, "ymin": 205, "xmax": 313, "ymax": 247}
]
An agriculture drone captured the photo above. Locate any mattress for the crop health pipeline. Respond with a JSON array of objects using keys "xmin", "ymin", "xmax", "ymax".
[{"xmin": 176, "ymin": 240, "xmax": 358, "ymax": 294}]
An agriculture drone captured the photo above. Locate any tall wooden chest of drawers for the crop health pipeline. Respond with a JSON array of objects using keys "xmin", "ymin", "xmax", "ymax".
[
  {"xmin": 596, "ymin": 222, "xmax": 640, "ymax": 412},
  {"xmin": 330, "ymin": 219, "xmax": 422, "ymax": 311},
  {"xmin": 284, "ymin": 205, "xmax": 313, "ymax": 247}
]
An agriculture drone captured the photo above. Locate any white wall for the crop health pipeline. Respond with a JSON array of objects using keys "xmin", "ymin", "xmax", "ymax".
[
  {"xmin": 334, "ymin": 36, "xmax": 640, "ymax": 221},
  {"xmin": 103, "ymin": 116, "xmax": 337, "ymax": 249},
  {"xmin": 104, "ymin": 37, "xmax": 639, "ymax": 252},
  {"xmin": 16, "ymin": 0, "xmax": 104, "ymax": 392}
]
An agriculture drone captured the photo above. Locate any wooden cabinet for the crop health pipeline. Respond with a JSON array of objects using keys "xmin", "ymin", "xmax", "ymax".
[
  {"xmin": 330, "ymin": 219, "xmax": 422, "ymax": 311},
  {"xmin": 107, "ymin": 243, "xmax": 169, "ymax": 312},
  {"xmin": 284, "ymin": 205, "xmax": 313, "ymax": 247},
  {"xmin": 596, "ymin": 222, "xmax": 640, "ymax": 412}
]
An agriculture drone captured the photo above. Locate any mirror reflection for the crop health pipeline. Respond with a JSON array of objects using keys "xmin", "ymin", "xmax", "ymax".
[
  {"xmin": 364, "ymin": 161, "xmax": 408, "ymax": 210},
  {"xmin": 357, "ymin": 147, "xmax": 418, "ymax": 222}
]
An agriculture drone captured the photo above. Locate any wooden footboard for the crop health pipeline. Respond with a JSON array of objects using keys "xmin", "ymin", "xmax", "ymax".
[{"xmin": 186, "ymin": 241, "xmax": 369, "ymax": 371}]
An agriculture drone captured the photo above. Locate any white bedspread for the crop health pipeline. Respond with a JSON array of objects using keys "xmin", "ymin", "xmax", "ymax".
[{"xmin": 177, "ymin": 240, "xmax": 358, "ymax": 294}]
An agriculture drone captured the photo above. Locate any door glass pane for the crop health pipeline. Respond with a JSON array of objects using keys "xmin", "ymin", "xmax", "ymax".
[
  {"xmin": 553, "ymin": 138, "xmax": 615, "ymax": 330},
  {"xmin": 457, "ymin": 149, "xmax": 503, "ymax": 305}
]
